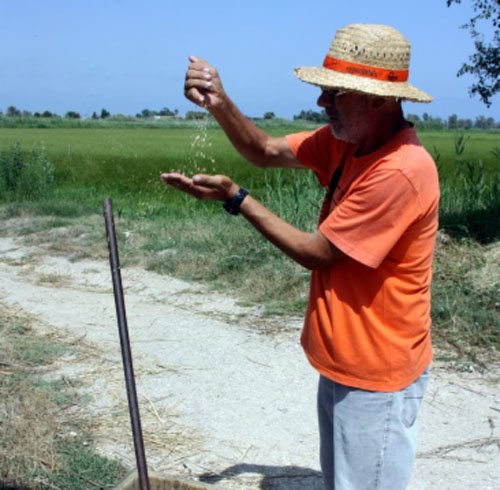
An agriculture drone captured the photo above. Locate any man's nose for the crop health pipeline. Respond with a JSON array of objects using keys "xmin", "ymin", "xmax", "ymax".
[
  {"xmin": 317, "ymin": 92, "xmax": 330, "ymax": 108},
  {"xmin": 317, "ymin": 90, "xmax": 337, "ymax": 109}
]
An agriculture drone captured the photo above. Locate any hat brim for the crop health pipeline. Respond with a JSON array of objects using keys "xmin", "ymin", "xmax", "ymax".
[{"xmin": 294, "ymin": 66, "xmax": 432, "ymax": 103}]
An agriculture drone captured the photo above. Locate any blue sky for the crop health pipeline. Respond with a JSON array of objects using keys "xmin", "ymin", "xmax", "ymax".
[{"xmin": 1, "ymin": 0, "xmax": 498, "ymax": 121}]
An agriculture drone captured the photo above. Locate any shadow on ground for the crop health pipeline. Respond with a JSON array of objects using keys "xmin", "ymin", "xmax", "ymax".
[{"xmin": 199, "ymin": 463, "xmax": 323, "ymax": 489}]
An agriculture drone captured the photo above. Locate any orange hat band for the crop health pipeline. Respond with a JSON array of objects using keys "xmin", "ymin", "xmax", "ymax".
[{"xmin": 323, "ymin": 56, "xmax": 409, "ymax": 82}]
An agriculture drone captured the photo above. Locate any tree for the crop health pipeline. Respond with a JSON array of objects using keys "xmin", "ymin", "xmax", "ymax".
[
  {"xmin": 137, "ymin": 108, "xmax": 155, "ymax": 118},
  {"xmin": 447, "ymin": 0, "xmax": 499, "ymax": 107},
  {"xmin": 91, "ymin": 111, "xmax": 98, "ymax": 120},
  {"xmin": 485, "ymin": 116, "xmax": 495, "ymax": 128},
  {"xmin": 263, "ymin": 111, "xmax": 276, "ymax": 120},
  {"xmin": 457, "ymin": 117, "xmax": 474, "ymax": 129},
  {"xmin": 406, "ymin": 114, "xmax": 422, "ymax": 125},
  {"xmin": 158, "ymin": 107, "xmax": 178, "ymax": 117},
  {"xmin": 474, "ymin": 114, "xmax": 496, "ymax": 128},
  {"xmin": 100, "ymin": 108, "xmax": 110, "ymax": 119},
  {"xmin": 185, "ymin": 110, "xmax": 208, "ymax": 120},
  {"xmin": 6, "ymin": 106, "xmax": 21, "ymax": 117},
  {"xmin": 293, "ymin": 109, "xmax": 328, "ymax": 123},
  {"xmin": 65, "ymin": 111, "xmax": 81, "ymax": 119}
]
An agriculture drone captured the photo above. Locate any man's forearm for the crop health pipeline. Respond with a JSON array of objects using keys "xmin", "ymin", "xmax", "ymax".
[
  {"xmin": 210, "ymin": 97, "xmax": 277, "ymax": 167},
  {"xmin": 239, "ymin": 195, "xmax": 345, "ymax": 270}
]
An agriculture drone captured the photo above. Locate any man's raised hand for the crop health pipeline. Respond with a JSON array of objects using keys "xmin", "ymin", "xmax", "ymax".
[{"xmin": 184, "ymin": 56, "xmax": 225, "ymax": 109}]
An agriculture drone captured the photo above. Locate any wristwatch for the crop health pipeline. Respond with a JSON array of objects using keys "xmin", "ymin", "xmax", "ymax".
[{"xmin": 223, "ymin": 187, "xmax": 249, "ymax": 215}]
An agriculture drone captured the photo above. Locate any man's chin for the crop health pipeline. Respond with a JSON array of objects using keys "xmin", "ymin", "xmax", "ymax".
[{"xmin": 330, "ymin": 125, "xmax": 347, "ymax": 141}]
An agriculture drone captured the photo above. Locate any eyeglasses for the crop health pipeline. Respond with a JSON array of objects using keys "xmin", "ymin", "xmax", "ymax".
[{"xmin": 321, "ymin": 88, "xmax": 347, "ymax": 99}]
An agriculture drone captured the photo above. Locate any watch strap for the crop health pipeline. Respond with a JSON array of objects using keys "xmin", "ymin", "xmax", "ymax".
[{"xmin": 223, "ymin": 187, "xmax": 249, "ymax": 215}]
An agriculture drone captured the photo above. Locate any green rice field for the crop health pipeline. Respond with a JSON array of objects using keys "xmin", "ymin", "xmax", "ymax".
[{"xmin": 0, "ymin": 123, "xmax": 498, "ymax": 209}]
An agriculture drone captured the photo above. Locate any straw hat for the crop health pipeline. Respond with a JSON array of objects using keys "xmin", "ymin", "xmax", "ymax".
[{"xmin": 294, "ymin": 23, "xmax": 432, "ymax": 103}]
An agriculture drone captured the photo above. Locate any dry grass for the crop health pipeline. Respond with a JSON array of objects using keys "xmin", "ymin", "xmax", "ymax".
[
  {"xmin": 431, "ymin": 234, "xmax": 500, "ymax": 366},
  {"xmin": 0, "ymin": 308, "xmax": 64, "ymax": 488},
  {"xmin": 0, "ymin": 214, "xmax": 108, "ymax": 263},
  {"xmin": 0, "ymin": 306, "xmax": 125, "ymax": 489},
  {"xmin": 36, "ymin": 272, "xmax": 72, "ymax": 287},
  {"xmin": 0, "ymin": 379, "xmax": 62, "ymax": 485},
  {"xmin": 471, "ymin": 242, "xmax": 500, "ymax": 292}
]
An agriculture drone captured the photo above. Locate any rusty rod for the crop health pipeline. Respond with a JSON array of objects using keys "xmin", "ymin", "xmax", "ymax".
[{"xmin": 103, "ymin": 198, "xmax": 150, "ymax": 490}]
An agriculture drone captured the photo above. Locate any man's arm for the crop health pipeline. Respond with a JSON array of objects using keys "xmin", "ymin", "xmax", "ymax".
[
  {"xmin": 239, "ymin": 193, "xmax": 345, "ymax": 270},
  {"xmin": 161, "ymin": 172, "xmax": 346, "ymax": 270},
  {"xmin": 185, "ymin": 56, "xmax": 304, "ymax": 169}
]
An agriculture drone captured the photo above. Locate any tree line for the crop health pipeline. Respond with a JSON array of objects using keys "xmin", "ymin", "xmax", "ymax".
[
  {"xmin": 0, "ymin": 105, "xmax": 211, "ymax": 121},
  {"xmin": 1, "ymin": 105, "xmax": 498, "ymax": 130},
  {"xmin": 292, "ymin": 109, "xmax": 499, "ymax": 130}
]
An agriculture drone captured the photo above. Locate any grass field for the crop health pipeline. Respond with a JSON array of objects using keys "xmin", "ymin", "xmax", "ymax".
[
  {"xmin": 0, "ymin": 124, "xmax": 498, "ymax": 226},
  {"xmin": 0, "ymin": 125, "xmax": 498, "ymax": 191},
  {"xmin": 419, "ymin": 130, "xmax": 499, "ymax": 172}
]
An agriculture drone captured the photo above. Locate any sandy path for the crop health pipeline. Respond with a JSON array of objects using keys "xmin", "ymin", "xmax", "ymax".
[{"xmin": 0, "ymin": 233, "xmax": 498, "ymax": 489}]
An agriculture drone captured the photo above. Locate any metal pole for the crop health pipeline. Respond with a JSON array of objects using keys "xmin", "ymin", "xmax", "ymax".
[{"xmin": 103, "ymin": 198, "xmax": 150, "ymax": 490}]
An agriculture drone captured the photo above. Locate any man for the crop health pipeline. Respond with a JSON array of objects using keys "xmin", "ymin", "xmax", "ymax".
[{"xmin": 162, "ymin": 23, "xmax": 439, "ymax": 490}]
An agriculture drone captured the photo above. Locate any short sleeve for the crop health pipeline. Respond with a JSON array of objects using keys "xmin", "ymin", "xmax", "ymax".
[
  {"xmin": 286, "ymin": 126, "xmax": 347, "ymax": 186},
  {"xmin": 319, "ymin": 169, "xmax": 420, "ymax": 268}
]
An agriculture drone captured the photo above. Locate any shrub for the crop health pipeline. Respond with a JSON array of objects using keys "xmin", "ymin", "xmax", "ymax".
[
  {"xmin": 438, "ymin": 133, "xmax": 500, "ymax": 242},
  {"xmin": 0, "ymin": 142, "xmax": 55, "ymax": 201},
  {"xmin": 0, "ymin": 142, "xmax": 24, "ymax": 193}
]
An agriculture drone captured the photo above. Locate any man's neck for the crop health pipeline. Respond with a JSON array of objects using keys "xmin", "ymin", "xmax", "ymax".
[{"xmin": 355, "ymin": 117, "xmax": 411, "ymax": 157}]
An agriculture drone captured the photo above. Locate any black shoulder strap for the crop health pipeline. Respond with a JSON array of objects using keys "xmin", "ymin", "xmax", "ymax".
[
  {"xmin": 326, "ymin": 164, "xmax": 344, "ymax": 199},
  {"xmin": 318, "ymin": 164, "xmax": 345, "ymax": 225}
]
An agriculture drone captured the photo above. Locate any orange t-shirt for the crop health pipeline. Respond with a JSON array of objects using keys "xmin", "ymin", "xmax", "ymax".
[{"xmin": 286, "ymin": 125, "xmax": 439, "ymax": 392}]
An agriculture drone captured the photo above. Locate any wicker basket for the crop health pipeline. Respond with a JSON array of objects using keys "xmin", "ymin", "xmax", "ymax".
[{"xmin": 114, "ymin": 471, "xmax": 215, "ymax": 490}]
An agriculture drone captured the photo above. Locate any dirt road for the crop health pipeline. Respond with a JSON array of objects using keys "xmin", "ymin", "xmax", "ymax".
[{"xmin": 0, "ymin": 229, "xmax": 498, "ymax": 489}]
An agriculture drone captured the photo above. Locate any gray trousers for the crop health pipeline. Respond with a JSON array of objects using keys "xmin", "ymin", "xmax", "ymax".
[{"xmin": 317, "ymin": 369, "xmax": 429, "ymax": 490}]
